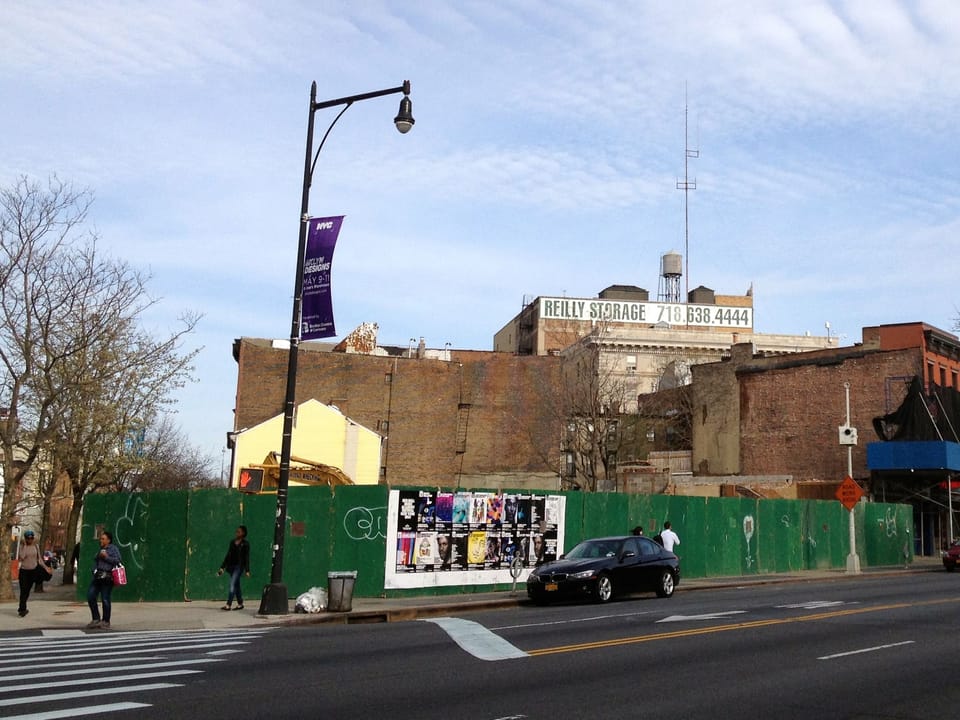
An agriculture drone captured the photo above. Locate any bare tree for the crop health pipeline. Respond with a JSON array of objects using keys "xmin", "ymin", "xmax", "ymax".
[
  {"xmin": 50, "ymin": 307, "xmax": 200, "ymax": 585},
  {"xmin": 645, "ymin": 353, "xmax": 695, "ymax": 450},
  {"xmin": 0, "ymin": 175, "xmax": 200, "ymax": 592},
  {"xmin": 0, "ymin": 177, "xmax": 96, "ymax": 600},
  {"xmin": 557, "ymin": 334, "xmax": 637, "ymax": 492},
  {"xmin": 101, "ymin": 415, "xmax": 220, "ymax": 493}
]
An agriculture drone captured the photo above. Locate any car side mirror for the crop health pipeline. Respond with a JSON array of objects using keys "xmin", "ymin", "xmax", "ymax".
[{"xmin": 558, "ymin": 554, "xmax": 565, "ymax": 560}]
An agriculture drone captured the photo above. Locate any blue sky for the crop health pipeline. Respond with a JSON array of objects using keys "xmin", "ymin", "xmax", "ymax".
[{"xmin": 2, "ymin": 1, "xmax": 959, "ymax": 466}]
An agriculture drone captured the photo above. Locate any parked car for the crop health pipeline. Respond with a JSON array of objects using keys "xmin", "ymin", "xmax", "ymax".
[
  {"xmin": 942, "ymin": 540, "xmax": 960, "ymax": 571},
  {"xmin": 526, "ymin": 535, "xmax": 680, "ymax": 604}
]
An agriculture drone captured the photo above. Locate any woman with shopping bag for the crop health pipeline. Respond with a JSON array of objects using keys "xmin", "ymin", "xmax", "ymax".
[{"xmin": 86, "ymin": 531, "xmax": 122, "ymax": 630}]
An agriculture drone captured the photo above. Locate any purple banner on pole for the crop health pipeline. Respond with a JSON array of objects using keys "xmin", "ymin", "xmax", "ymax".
[{"xmin": 301, "ymin": 215, "xmax": 344, "ymax": 340}]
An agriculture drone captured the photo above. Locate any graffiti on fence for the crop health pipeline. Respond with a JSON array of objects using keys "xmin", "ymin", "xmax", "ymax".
[
  {"xmin": 114, "ymin": 495, "xmax": 149, "ymax": 569},
  {"xmin": 343, "ymin": 506, "xmax": 387, "ymax": 541},
  {"xmin": 884, "ymin": 508, "xmax": 898, "ymax": 538},
  {"xmin": 743, "ymin": 515, "xmax": 755, "ymax": 568}
]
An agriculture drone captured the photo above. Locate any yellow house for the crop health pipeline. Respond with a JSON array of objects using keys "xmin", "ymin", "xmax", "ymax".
[{"xmin": 228, "ymin": 399, "xmax": 382, "ymax": 488}]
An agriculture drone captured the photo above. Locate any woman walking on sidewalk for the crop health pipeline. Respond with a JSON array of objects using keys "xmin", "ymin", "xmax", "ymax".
[
  {"xmin": 17, "ymin": 530, "xmax": 51, "ymax": 618},
  {"xmin": 218, "ymin": 525, "xmax": 251, "ymax": 611},
  {"xmin": 87, "ymin": 531, "xmax": 122, "ymax": 630}
]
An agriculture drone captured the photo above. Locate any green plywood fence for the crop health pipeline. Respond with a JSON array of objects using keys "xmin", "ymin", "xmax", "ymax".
[
  {"xmin": 79, "ymin": 491, "xmax": 189, "ymax": 602},
  {"xmin": 80, "ymin": 488, "xmax": 914, "ymax": 602}
]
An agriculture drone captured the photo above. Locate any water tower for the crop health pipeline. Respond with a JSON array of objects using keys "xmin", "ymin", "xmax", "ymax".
[{"xmin": 657, "ymin": 251, "xmax": 683, "ymax": 303}]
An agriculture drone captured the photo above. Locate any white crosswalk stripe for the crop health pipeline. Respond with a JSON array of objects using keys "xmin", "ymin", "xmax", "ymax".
[{"xmin": 0, "ymin": 627, "xmax": 272, "ymax": 718}]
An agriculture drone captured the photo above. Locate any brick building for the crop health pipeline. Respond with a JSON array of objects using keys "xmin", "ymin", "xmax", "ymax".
[
  {"xmin": 863, "ymin": 322, "xmax": 960, "ymax": 392},
  {"xmin": 690, "ymin": 321, "xmax": 960, "ymax": 554},
  {"xmin": 691, "ymin": 322, "xmax": 960, "ymax": 481},
  {"xmin": 692, "ymin": 341, "xmax": 920, "ymax": 484},
  {"xmin": 232, "ymin": 337, "xmax": 566, "ymax": 488},
  {"xmin": 494, "ymin": 283, "xmax": 835, "ymax": 412}
]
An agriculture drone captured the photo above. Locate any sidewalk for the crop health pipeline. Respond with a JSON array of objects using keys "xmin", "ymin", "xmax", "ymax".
[{"xmin": 2, "ymin": 558, "xmax": 942, "ymax": 634}]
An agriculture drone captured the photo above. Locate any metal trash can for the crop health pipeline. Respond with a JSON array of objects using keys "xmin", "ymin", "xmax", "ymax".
[{"xmin": 326, "ymin": 571, "xmax": 358, "ymax": 612}]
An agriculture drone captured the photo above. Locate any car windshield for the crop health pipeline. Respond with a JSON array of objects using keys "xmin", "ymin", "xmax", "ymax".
[{"xmin": 565, "ymin": 539, "xmax": 622, "ymax": 559}]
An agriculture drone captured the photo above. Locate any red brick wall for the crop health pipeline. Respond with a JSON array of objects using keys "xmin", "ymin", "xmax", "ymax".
[
  {"xmin": 738, "ymin": 348, "xmax": 921, "ymax": 481},
  {"xmin": 867, "ymin": 323, "xmax": 960, "ymax": 391},
  {"xmin": 234, "ymin": 340, "xmax": 565, "ymax": 485}
]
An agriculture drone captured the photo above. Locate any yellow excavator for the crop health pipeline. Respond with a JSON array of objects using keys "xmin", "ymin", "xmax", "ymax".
[{"xmin": 237, "ymin": 452, "xmax": 353, "ymax": 492}]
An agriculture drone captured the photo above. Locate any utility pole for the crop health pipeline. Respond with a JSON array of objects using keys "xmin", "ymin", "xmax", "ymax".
[
  {"xmin": 842, "ymin": 382, "xmax": 862, "ymax": 574},
  {"xmin": 676, "ymin": 91, "xmax": 698, "ymax": 304}
]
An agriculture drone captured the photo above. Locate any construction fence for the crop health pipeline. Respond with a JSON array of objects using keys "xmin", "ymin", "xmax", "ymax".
[{"xmin": 78, "ymin": 486, "xmax": 913, "ymax": 602}]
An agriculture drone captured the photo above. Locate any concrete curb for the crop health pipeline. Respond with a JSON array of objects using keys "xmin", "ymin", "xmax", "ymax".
[
  {"xmin": 255, "ymin": 562, "xmax": 942, "ymax": 627},
  {"xmin": 6, "ymin": 561, "xmax": 943, "ymax": 632}
]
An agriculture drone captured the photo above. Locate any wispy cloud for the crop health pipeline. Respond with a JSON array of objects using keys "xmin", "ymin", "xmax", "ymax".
[{"xmin": 3, "ymin": 0, "xmax": 959, "ymax": 454}]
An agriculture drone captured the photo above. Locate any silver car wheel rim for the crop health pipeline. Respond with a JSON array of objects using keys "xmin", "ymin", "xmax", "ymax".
[{"xmin": 598, "ymin": 576, "xmax": 612, "ymax": 601}]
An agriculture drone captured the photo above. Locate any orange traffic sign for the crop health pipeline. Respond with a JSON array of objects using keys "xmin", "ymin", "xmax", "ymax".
[{"xmin": 836, "ymin": 475, "xmax": 864, "ymax": 511}]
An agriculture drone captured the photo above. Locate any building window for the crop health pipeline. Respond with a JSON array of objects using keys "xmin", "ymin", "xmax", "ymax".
[
  {"xmin": 953, "ymin": 370, "xmax": 958, "ymax": 390},
  {"xmin": 927, "ymin": 362, "xmax": 936, "ymax": 388},
  {"xmin": 384, "ymin": 373, "xmax": 392, "ymax": 384},
  {"xmin": 625, "ymin": 354, "xmax": 637, "ymax": 372},
  {"xmin": 941, "ymin": 366, "xmax": 948, "ymax": 388}
]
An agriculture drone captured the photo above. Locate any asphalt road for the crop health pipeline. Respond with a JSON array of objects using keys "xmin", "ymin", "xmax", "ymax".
[{"xmin": 7, "ymin": 573, "xmax": 960, "ymax": 720}]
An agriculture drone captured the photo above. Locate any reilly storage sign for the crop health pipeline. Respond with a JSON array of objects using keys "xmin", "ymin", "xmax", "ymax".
[
  {"xmin": 540, "ymin": 297, "xmax": 753, "ymax": 329},
  {"xmin": 384, "ymin": 489, "xmax": 566, "ymax": 590}
]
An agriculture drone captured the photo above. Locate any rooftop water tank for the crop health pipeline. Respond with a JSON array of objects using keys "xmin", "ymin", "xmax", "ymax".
[{"xmin": 661, "ymin": 252, "xmax": 682, "ymax": 278}]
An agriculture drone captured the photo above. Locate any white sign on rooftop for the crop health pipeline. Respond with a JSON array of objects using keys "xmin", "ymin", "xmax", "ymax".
[{"xmin": 539, "ymin": 298, "xmax": 753, "ymax": 329}]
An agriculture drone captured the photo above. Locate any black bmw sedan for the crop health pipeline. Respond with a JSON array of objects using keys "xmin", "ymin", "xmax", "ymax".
[{"xmin": 526, "ymin": 535, "xmax": 680, "ymax": 604}]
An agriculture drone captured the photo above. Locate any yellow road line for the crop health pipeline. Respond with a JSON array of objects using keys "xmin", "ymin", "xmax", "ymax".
[{"xmin": 527, "ymin": 596, "xmax": 960, "ymax": 657}]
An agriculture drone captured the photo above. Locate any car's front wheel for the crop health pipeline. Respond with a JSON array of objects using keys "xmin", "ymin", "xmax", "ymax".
[
  {"xmin": 594, "ymin": 573, "xmax": 613, "ymax": 603},
  {"xmin": 656, "ymin": 569, "xmax": 675, "ymax": 598},
  {"xmin": 946, "ymin": 563, "xmax": 956, "ymax": 572}
]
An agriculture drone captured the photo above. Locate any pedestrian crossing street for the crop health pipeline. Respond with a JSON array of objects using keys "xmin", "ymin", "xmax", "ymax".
[{"xmin": 0, "ymin": 627, "xmax": 273, "ymax": 719}]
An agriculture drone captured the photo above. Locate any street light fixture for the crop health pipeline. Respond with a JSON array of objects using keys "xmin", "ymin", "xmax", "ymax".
[{"xmin": 259, "ymin": 80, "xmax": 415, "ymax": 615}]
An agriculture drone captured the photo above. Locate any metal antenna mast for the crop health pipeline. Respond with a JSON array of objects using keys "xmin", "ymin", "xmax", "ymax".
[{"xmin": 676, "ymin": 94, "xmax": 698, "ymax": 302}]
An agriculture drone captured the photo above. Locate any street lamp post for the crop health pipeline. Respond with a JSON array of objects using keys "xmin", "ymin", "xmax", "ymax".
[{"xmin": 259, "ymin": 80, "xmax": 414, "ymax": 615}]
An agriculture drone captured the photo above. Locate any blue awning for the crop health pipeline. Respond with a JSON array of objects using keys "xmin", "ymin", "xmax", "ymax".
[{"xmin": 866, "ymin": 441, "xmax": 960, "ymax": 472}]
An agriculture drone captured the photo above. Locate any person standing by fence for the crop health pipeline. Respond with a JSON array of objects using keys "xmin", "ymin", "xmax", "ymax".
[
  {"xmin": 660, "ymin": 521, "xmax": 681, "ymax": 553},
  {"xmin": 218, "ymin": 525, "xmax": 251, "ymax": 611},
  {"xmin": 87, "ymin": 531, "xmax": 122, "ymax": 630}
]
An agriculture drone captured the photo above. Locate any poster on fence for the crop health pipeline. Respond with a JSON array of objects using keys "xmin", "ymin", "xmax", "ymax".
[{"xmin": 384, "ymin": 489, "xmax": 566, "ymax": 589}]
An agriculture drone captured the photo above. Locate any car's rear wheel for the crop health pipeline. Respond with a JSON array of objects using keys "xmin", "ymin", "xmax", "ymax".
[
  {"xmin": 594, "ymin": 573, "xmax": 613, "ymax": 603},
  {"xmin": 656, "ymin": 569, "xmax": 675, "ymax": 598}
]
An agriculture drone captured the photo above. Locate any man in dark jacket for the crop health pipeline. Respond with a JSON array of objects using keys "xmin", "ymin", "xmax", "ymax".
[{"xmin": 218, "ymin": 525, "xmax": 251, "ymax": 610}]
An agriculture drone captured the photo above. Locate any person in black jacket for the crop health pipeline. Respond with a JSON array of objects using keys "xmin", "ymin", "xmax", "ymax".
[{"xmin": 217, "ymin": 525, "xmax": 251, "ymax": 611}]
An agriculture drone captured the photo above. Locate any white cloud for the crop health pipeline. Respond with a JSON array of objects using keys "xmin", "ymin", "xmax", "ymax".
[{"xmin": 3, "ymin": 0, "xmax": 960, "ymax": 456}]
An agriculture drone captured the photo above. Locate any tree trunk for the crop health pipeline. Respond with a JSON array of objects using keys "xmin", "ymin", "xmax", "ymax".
[
  {"xmin": 0, "ymin": 458, "xmax": 22, "ymax": 602},
  {"xmin": 61, "ymin": 484, "xmax": 85, "ymax": 586},
  {"xmin": 0, "ymin": 482, "xmax": 17, "ymax": 601},
  {"xmin": 39, "ymin": 483, "xmax": 53, "ymax": 553}
]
